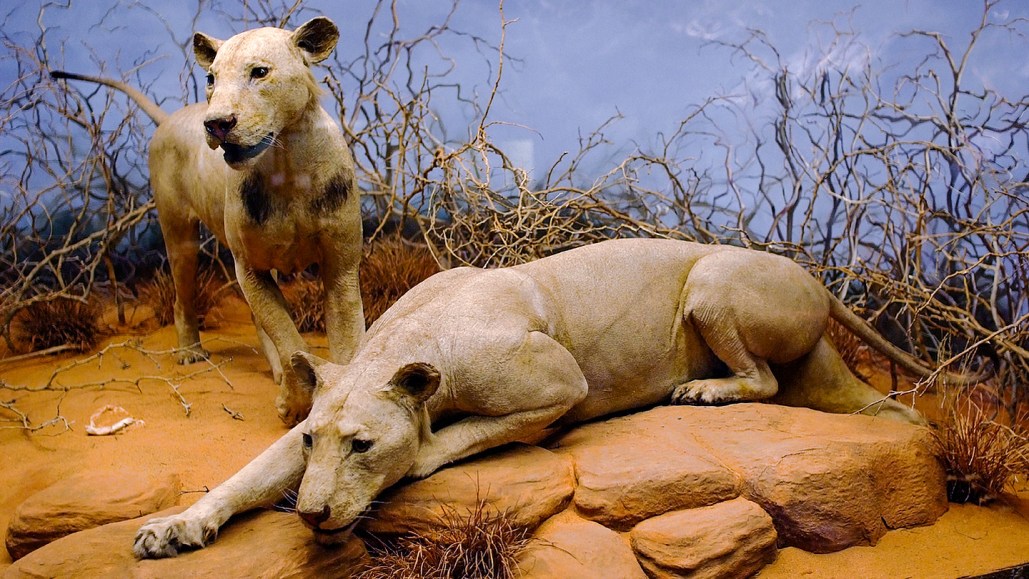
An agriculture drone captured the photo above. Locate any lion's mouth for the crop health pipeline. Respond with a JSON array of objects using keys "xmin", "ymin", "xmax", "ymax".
[
  {"xmin": 309, "ymin": 521, "xmax": 358, "ymax": 545},
  {"xmin": 220, "ymin": 133, "xmax": 275, "ymax": 165}
]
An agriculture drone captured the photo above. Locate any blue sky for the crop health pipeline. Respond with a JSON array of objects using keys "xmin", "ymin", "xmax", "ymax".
[{"xmin": 3, "ymin": 0, "xmax": 1027, "ymax": 180}]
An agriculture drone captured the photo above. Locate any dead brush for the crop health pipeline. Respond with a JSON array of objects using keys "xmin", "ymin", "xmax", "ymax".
[
  {"xmin": 10, "ymin": 297, "xmax": 103, "ymax": 353},
  {"xmin": 357, "ymin": 499, "xmax": 533, "ymax": 579},
  {"xmin": 139, "ymin": 268, "xmax": 230, "ymax": 329},
  {"xmin": 360, "ymin": 234, "xmax": 441, "ymax": 326},
  {"xmin": 930, "ymin": 398, "xmax": 1029, "ymax": 504}
]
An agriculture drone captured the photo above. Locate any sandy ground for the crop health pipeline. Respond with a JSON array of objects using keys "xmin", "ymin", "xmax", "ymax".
[{"xmin": 1, "ymin": 297, "xmax": 1027, "ymax": 577}]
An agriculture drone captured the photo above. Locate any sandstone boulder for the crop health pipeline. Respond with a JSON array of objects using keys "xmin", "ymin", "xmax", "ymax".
[
  {"xmin": 683, "ymin": 404, "xmax": 949, "ymax": 552},
  {"xmin": 554, "ymin": 415, "xmax": 741, "ymax": 530},
  {"xmin": 517, "ymin": 511, "xmax": 646, "ymax": 578},
  {"xmin": 363, "ymin": 443, "xmax": 575, "ymax": 537},
  {"xmin": 5, "ymin": 507, "xmax": 367, "ymax": 578},
  {"xmin": 5, "ymin": 470, "xmax": 180, "ymax": 560},
  {"xmin": 630, "ymin": 497, "xmax": 778, "ymax": 579},
  {"xmin": 551, "ymin": 404, "xmax": 946, "ymax": 553}
]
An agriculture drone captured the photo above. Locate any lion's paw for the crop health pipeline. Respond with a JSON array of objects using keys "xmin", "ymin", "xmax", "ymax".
[
  {"xmin": 175, "ymin": 347, "xmax": 210, "ymax": 365},
  {"xmin": 133, "ymin": 513, "xmax": 219, "ymax": 559},
  {"xmin": 671, "ymin": 383, "xmax": 697, "ymax": 405},
  {"xmin": 670, "ymin": 381, "xmax": 721, "ymax": 405},
  {"xmin": 276, "ymin": 386, "xmax": 312, "ymax": 427}
]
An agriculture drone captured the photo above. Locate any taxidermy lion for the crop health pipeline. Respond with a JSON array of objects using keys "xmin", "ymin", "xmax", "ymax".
[
  {"xmin": 52, "ymin": 17, "xmax": 363, "ymax": 426},
  {"xmin": 134, "ymin": 238, "xmax": 965, "ymax": 558}
]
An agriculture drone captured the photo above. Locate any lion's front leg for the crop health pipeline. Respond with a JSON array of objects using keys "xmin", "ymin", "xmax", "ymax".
[
  {"xmin": 134, "ymin": 504, "xmax": 223, "ymax": 558},
  {"xmin": 236, "ymin": 262, "xmax": 311, "ymax": 425},
  {"xmin": 322, "ymin": 256, "xmax": 364, "ymax": 367},
  {"xmin": 134, "ymin": 422, "xmax": 307, "ymax": 558},
  {"xmin": 409, "ymin": 331, "xmax": 587, "ymax": 479},
  {"xmin": 409, "ymin": 405, "xmax": 573, "ymax": 479}
]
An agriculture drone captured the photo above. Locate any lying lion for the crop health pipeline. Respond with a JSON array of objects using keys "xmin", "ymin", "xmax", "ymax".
[
  {"xmin": 53, "ymin": 17, "xmax": 363, "ymax": 426},
  {"xmin": 135, "ymin": 238, "xmax": 950, "ymax": 558}
]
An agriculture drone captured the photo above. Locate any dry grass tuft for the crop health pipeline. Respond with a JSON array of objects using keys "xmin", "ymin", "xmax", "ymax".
[
  {"xmin": 826, "ymin": 318, "xmax": 865, "ymax": 375},
  {"xmin": 930, "ymin": 398, "xmax": 1029, "ymax": 504},
  {"xmin": 281, "ymin": 235, "xmax": 441, "ymax": 333},
  {"xmin": 139, "ymin": 268, "xmax": 229, "ymax": 330},
  {"xmin": 357, "ymin": 499, "xmax": 533, "ymax": 579},
  {"xmin": 282, "ymin": 274, "xmax": 324, "ymax": 333},
  {"xmin": 10, "ymin": 298, "xmax": 103, "ymax": 353},
  {"xmin": 360, "ymin": 234, "xmax": 442, "ymax": 326}
]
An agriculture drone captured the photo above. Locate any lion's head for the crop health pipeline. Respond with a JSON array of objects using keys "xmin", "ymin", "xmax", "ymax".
[
  {"xmin": 289, "ymin": 352, "xmax": 439, "ymax": 543},
  {"xmin": 192, "ymin": 17, "xmax": 338, "ymax": 168}
]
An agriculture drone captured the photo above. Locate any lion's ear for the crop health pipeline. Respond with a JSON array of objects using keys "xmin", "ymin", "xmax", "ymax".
[
  {"xmin": 291, "ymin": 351, "xmax": 330, "ymax": 394},
  {"xmin": 192, "ymin": 32, "xmax": 223, "ymax": 69},
  {"xmin": 291, "ymin": 17, "xmax": 339, "ymax": 64},
  {"xmin": 388, "ymin": 363, "xmax": 441, "ymax": 404}
]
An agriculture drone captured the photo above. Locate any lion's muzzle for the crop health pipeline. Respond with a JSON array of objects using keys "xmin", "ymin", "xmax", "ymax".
[
  {"xmin": 204, "ymin": 113, "xmax": 237, "ymax": 143},
  {"xmin": 298, "ymin": 504, "xmax": 331, "ymax": 528}
]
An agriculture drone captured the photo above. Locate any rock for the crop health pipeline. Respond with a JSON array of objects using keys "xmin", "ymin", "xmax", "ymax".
[
  {"xmin": 6, "ymin": 405, "xmax": 946, "ymax": 577},
  {"xmin": 5, "ymin": 507, "xmax": 367, "ymax": 578},
  {"xmin": 553, "ymin": 415, "xmax": 742, "ymax": 530},
  {"xmin": 682, "ymin": 404, "xmax": 948, "ymax": 553},
  {"xmin": 5, "ymin": 470, "xmax": 180, "ymax": 560},
  {"xmin": 630, "ymin": 497, "xmax": 778, "ymax": 579},
  {"xmin": 517, "ymin": 511, "xmax": 646, "ymax": 578},
  {"xmin": 551, "ymin": 404, "xmax": 945, "ymax": 553},
  {"xmin": 364, "ymin": 443, "xmax": 575, "ymax": 537}
]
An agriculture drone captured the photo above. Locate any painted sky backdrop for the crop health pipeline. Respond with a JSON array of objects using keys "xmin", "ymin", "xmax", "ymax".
[{"xmin": 3, "ymin": 0, "xmax": 1027, "ymax": 180}]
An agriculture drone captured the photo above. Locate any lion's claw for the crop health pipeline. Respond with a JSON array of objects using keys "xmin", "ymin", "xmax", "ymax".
[
  {"xmin": 276, "ymin": 381, "xmax": 313, "ymax": 427},
  {"xmin": 133, "ymin": 513, "xmax": 219, "ymax": 559},
  {"xmin": 175, "ymin": 347, "xmax": 211, "ymax": 366}
]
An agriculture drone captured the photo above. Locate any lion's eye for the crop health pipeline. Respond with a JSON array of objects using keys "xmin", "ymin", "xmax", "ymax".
[
  {"xmin": 352, "ymin": 439, "xmax": 373, "ymax": 454},
  {"xmin": 250, "ymin": 66, "xmax": 269, "ymax": 80},
  {"xmin": 302, "ymin": 433, "xmax": 313, "ymax": 450},
  {"xmin": 205, "ymin": 73, "xmax": 215, "ymax": 87}
]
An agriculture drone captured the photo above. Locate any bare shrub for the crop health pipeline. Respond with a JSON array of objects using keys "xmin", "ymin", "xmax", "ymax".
[
  {"xmin": 360, "ymin": 235, "xmax": 442, "ymax": 326},
  {"xmin": 358, "ymin": 499, "xmax": 533, "ymax": 579},
  {"xmin": 1, "ymin": 3, "xmax": 161, "ymax": 345},
  {"xmin": 931, "ymin": 399, "xmax": 1029, "ymax": 504},
  {"xmin": 9, "ymin": 298, "xmax": 103, "ymax": 354},
  {"xmin": 138, "ymin": 268, "xmax": 231, "ymax": 330}
]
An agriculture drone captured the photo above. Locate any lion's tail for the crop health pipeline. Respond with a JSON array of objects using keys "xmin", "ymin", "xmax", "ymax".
[
  {"xmin": 51, "ymin": 71, "xmax": 170, "ymax": 126},
  {"xmin": 828, "ymin": 294, "xmax": 983, "ymax": 386}
]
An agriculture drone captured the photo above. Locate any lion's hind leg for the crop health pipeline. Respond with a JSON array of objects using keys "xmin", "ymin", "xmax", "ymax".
[
  {"xmin": 670, "ymin": 250, "xmax": 823, "ymax": 406},
  {"xmin": 158, "ymin": 210, "xmax": 210, "ymax": 365},
  {"xmin": 772, "ymin": 337, "xmax": 925, "ymax": 424},
  {"xmin": 670, "ymin": 329, "xmax": 780, "ymax": 405}
]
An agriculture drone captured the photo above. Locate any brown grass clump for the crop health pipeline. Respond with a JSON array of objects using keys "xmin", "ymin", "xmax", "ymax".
[
  {"xmin": 930, "ymin": 399, "xmax": 1029, "ymax": 504},
  {"xmin": 357, "ymin": 499, "xmax": 533, "ymax": 579},
  {"xmin": 10, "ymin": 298, "xmax": 103, "ymax": 353},
  {"xmin": 826, "ymin": 318, "xmax": 864, "ymax": 375},
  {"xmin": 282, "ymin": 274, "xmax": 325, "ymax": 333},
  {"xmin": 360, "ymin": 235, "xmax": 441, "ymax": 326},
  {"xmin": 281, "ymin": 235, "xmax": 441, "ymax": 333},
  {"xmin": 139, "ymin": 268, "xmax": 229, "ymax": 329}
]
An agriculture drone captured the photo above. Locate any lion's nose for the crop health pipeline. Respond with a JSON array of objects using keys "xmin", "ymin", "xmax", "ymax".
[
  {"xmin": 298, "ymin": 504, "xmax": 331, "ymax": 528},
  {"xmin": 204, "ymin": 114, "xmax": 237, "ymax": 141}
]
